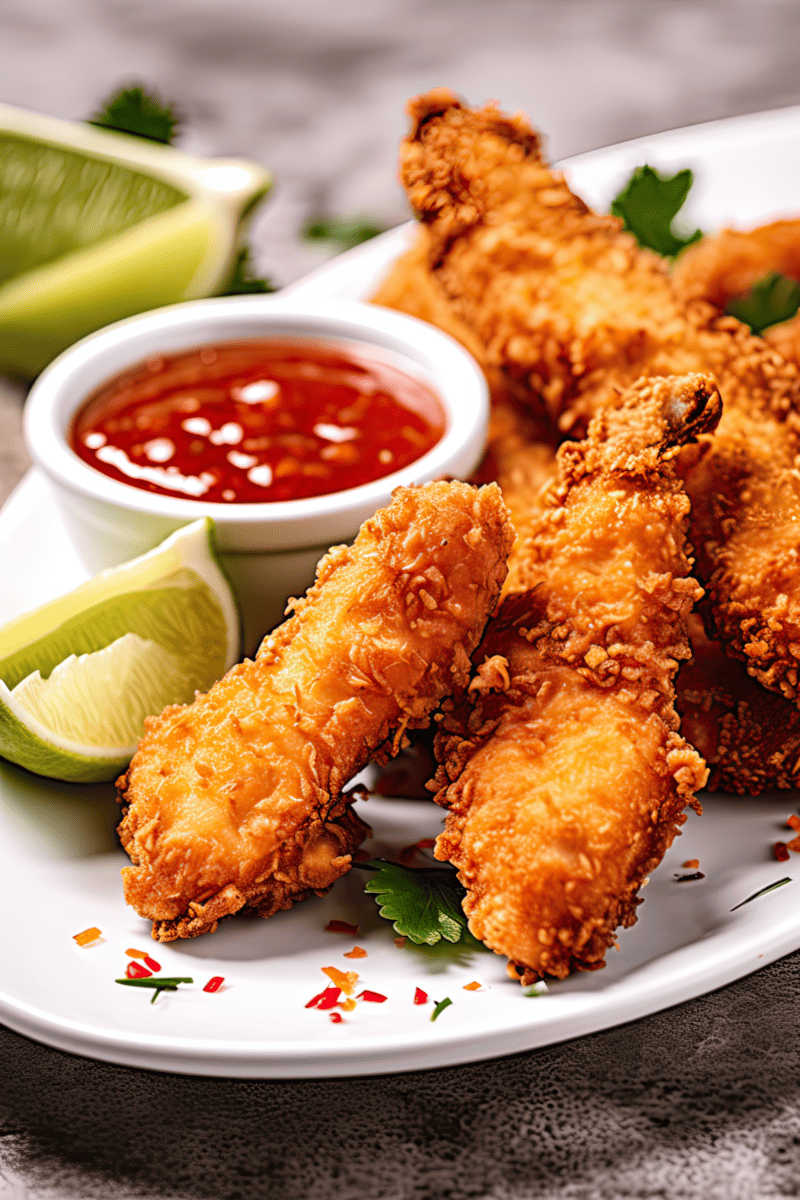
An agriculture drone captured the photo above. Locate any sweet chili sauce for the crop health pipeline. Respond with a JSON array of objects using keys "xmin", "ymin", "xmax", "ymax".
[{"xmin": 71, "ymin": 339, "xmax": 446, "ymax": 504}]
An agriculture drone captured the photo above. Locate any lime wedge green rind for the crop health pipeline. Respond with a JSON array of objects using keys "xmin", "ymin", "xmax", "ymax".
[
  {"xmin": 0, "ymin": 579, "xmax": 226, "ymax": 693},
  {"xmin": 0, "ymin": 103, "xmax": 272, "ymax": 376},
  {"xmin": 0, "ymin": 203, "xmax": 212, "ymax": 377},
  {"xmin": 10, "ymin": 634, "xmax": 193, "ymax": 744},
  {"xmin": 0, "ymin": 519, "xmax": 240, "ymax": 782},
  {"xmin": 0, "ymin": 684, "xmax": 130, "ymax": 783},
  {"xmin": 0, "ymin": 517, "xmax": 239, "ymax": 680},
  {"xmin": 0, "ymin": 132, "xmax": 187, "ymax": 283}
]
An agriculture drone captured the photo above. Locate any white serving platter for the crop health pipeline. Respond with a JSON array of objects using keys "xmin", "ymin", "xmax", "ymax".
[{"xmin": 2, "ymin": 106, "xmax": 800, "ymax": 1078}]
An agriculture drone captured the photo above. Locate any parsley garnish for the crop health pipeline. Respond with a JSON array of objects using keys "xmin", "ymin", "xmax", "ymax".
[
  {"xmin": 89, "ymin": 84, "xmax": 181, "ymax": 145},
  {"xmin": 222, "ymin": 247, "xmax": 276, "ymax": 295},
  {"xmin": 611, "ymin": 165, "xmax": 702, "ymax": 258},
  {"xmin": 302, "ymin": 216, "xmax": 386, "ymax": 252},
  {"xmin": 725, "ymin": 271, "xmax": 800, "ymax": 335},
  {"xmin": 358, "ymin": 859, "xmax": 470, "ymax": 945}
]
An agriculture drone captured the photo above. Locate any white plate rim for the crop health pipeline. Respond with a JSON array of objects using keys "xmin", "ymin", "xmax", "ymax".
[{"xmin": 3, "ymin": 104, "xmax": 800, "ymax": 1078}]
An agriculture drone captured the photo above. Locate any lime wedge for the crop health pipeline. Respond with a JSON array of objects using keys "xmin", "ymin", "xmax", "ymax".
[
  {"xmin": 0, "ymin": 519, "xmax": 240, "ymax": 782},
  {"xmin": 0, "ymin": 103, "xmax": 272, "ymax": 377}
]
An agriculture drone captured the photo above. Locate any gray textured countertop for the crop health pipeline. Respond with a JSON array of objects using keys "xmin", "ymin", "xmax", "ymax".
[{"xmin": 2, "ymin": 2, "xmax": 800, "ymax": 1197}]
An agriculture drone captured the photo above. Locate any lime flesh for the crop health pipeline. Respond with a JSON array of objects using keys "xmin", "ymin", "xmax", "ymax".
[
  {"xmin": 0, "ymin": 519, "xmax": 240, "ymax": 782},
  {"xmin": 0, "ymin": 103, "xmax": 272, "ymax": 376},
  {"xmin": 0, "ymin": 133, "xmax": 187, "ymax": 283}
]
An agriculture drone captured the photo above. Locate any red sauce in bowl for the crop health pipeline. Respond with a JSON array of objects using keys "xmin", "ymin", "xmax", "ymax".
[{"xmin": 71, "ymin": 339, "xmax": 446, "ymax": 504}]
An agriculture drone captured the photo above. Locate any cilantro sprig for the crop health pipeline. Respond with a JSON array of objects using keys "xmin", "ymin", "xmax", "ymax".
[
  {"xmin": 89, "ymin": 84, "xmax": 181, "ymax": 145},
  {"xmin": 356, "ymin": 858, "xmax": 471, "ymax": 946},
  {"xmin": 611, "ymin": 164, "xmax": 702, "ymax": 259},
  {"xmin": 87, "ymin": 84, "xmax": 276, "ymax": 299},
  {"xmin": 611, "ymin": 164, "xmax": 800, "ymax": 333},
  {"xmin": 725, "ymin": 271, "xmax": 800, "ymax": 335}
]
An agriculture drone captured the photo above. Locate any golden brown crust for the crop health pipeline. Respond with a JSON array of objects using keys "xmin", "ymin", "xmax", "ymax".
[
  {"xmin": 677, "ymin": 613, "xmax": 800, "ymax": 794},
  {"xmin": 383, "ymin": 91, "xmax": 800, "ymax": 708},
  {"xmin": 480, "ymin": 399, "xmax": 800, "ymax": 796},
  {"xmin": 430, "ymin": 376, "xmax": 716, "ymax": 982},
  {"xmin": 118, "ymin": 480, "xmax": 513, "ymax": 941},
  {"xmin": 673, "ymin": 219, "xmax": 800, "ymax": 310}
]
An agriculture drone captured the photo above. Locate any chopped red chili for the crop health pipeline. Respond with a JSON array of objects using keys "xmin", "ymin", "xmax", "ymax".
[
  {"xmin": 126, "ymin": 961, "xmax": 152, "ymax": 979},
  {"xmin": 305, "ymin": 985, "xmax": 342, "ymax": 1010},
  {"xmin": 414, "ymin": 987, "xmax": 428, "ymax": 1005},
  {"xmin": 786, "ymin": 815, "xmax": 800, "ymax": 832},
  {"xmin": 775, "ymin": 842, "xmax": 791, "ymax": 862},
  {"xmin": 357, "ymin": 990, "xmax": 387, "ymax": 1003},
  {"xmin": 203, "ymin": 976, "xmax": 225, "ymax": 993},
  {"xmin": 143, "ymin": 957, "xmax": 161, "ymax": 973},
  {"xmin": 329, "ymin": 1012, "xmax": 344, "ymax": 1024},
  {"xmin": 326, "ymin": 920, "xmax": 360, "ymax": 935}
]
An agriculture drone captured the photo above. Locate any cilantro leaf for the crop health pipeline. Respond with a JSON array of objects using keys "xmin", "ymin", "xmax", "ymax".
[
  {"xmin": 725, "ymin": 271, "xmax": 800, "ymax": 335},
  {"xmin": 89, "ymin": 84, "xmax": 181, "ymax": 145},
  {"xmin": 302, "ymin": 215, "xmax": 386, "ymax": 252},
  {"xmin": 611, "ymin": 165, "xmax": 702, "ymax": 258},
  {"xmin": 221, "ymin": 246, "xmax": 276, "ymax": 295},
  {"xmin": 362, "ymin": 859, "xmax": 470, "ymax": 945}
]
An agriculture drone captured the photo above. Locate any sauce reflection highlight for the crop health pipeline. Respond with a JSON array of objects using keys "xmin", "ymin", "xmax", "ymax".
[{"xmin": 71, "ymin": 339, "xmax": 447, "ymax": 504}]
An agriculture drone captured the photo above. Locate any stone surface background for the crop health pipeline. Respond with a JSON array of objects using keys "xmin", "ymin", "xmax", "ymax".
[{"xmin": 2, "ymin": 1, "xmax": 800, "ymax": 1196}]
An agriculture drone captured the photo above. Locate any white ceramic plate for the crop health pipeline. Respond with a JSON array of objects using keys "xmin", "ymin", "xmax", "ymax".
[{"xmin": 3, "ymin": 107, "xmax": 800, "ymax": 1078}]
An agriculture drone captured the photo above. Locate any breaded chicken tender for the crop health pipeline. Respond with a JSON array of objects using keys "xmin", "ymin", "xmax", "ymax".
[
  {"xmin": 118, "ymin": 481, "xmax": 513, "ymax": 942},
  {"xmin": 430, "ymin": 375, "xmax": 718, "ymax": 982},
  {"xmin": 382, "ymin": 89, "xmax": 800, "ymax": 706},
  {"xmin": 673, "ymin": 218, "xmax": 800, "ymax": 369},
  {"xmin": 471, "ymin": 398, "xmax": 558, "ymax": 594},
  {"xmin": 485, "ymin": 414, "xmax": 800, "ymax": 795},
  {"xmin": 674, "ymin": 219, "xmax": 800, "ymax": 312},
  {"xmin": 678, "ymin": 613, "xmax": 800, "ymax": 794}
]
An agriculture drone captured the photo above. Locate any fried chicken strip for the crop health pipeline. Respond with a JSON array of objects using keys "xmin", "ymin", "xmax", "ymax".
[
  {"xmin": 673, "ymin": 218, "xmax": 800, "ymax": 366},
  {"xmin": 674, "ymin": 219, "xmax": 800, "ymax": 311},
  {"xmin": 384, "ymin": 89, "xmax": 800, "ymax": 705},
  {"xmin": 431, "ymin": 375, "xmax": 718, "ymax": 982},
  {"xmin": 118, "ymin": 481, "xmax": 512, "ymax": 941},
  {"xmin": 678, "ymin": 613, "xmax": 800, "ymax": 794},
  {"xmin": 487, "ymin": 416, "xmax": 800, "ymax": 795},
  {"xmin": 471, "ymin": 398, "xmax": 558, "ymax": 593}
]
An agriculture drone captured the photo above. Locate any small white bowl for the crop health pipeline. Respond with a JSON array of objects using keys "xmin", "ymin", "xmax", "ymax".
[{"xmin": 24, "ymin": 295, "xmax": 488, "ymax": 651}]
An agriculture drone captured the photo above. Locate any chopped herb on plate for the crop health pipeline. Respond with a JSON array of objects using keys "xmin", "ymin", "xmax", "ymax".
[
  {"xmin": 357, "ymin": 858, "xmax": 471, "ymax": 945},
  {"xmin": 611, "ymin": 164, "xmax": 702, "ymax": 258}
]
